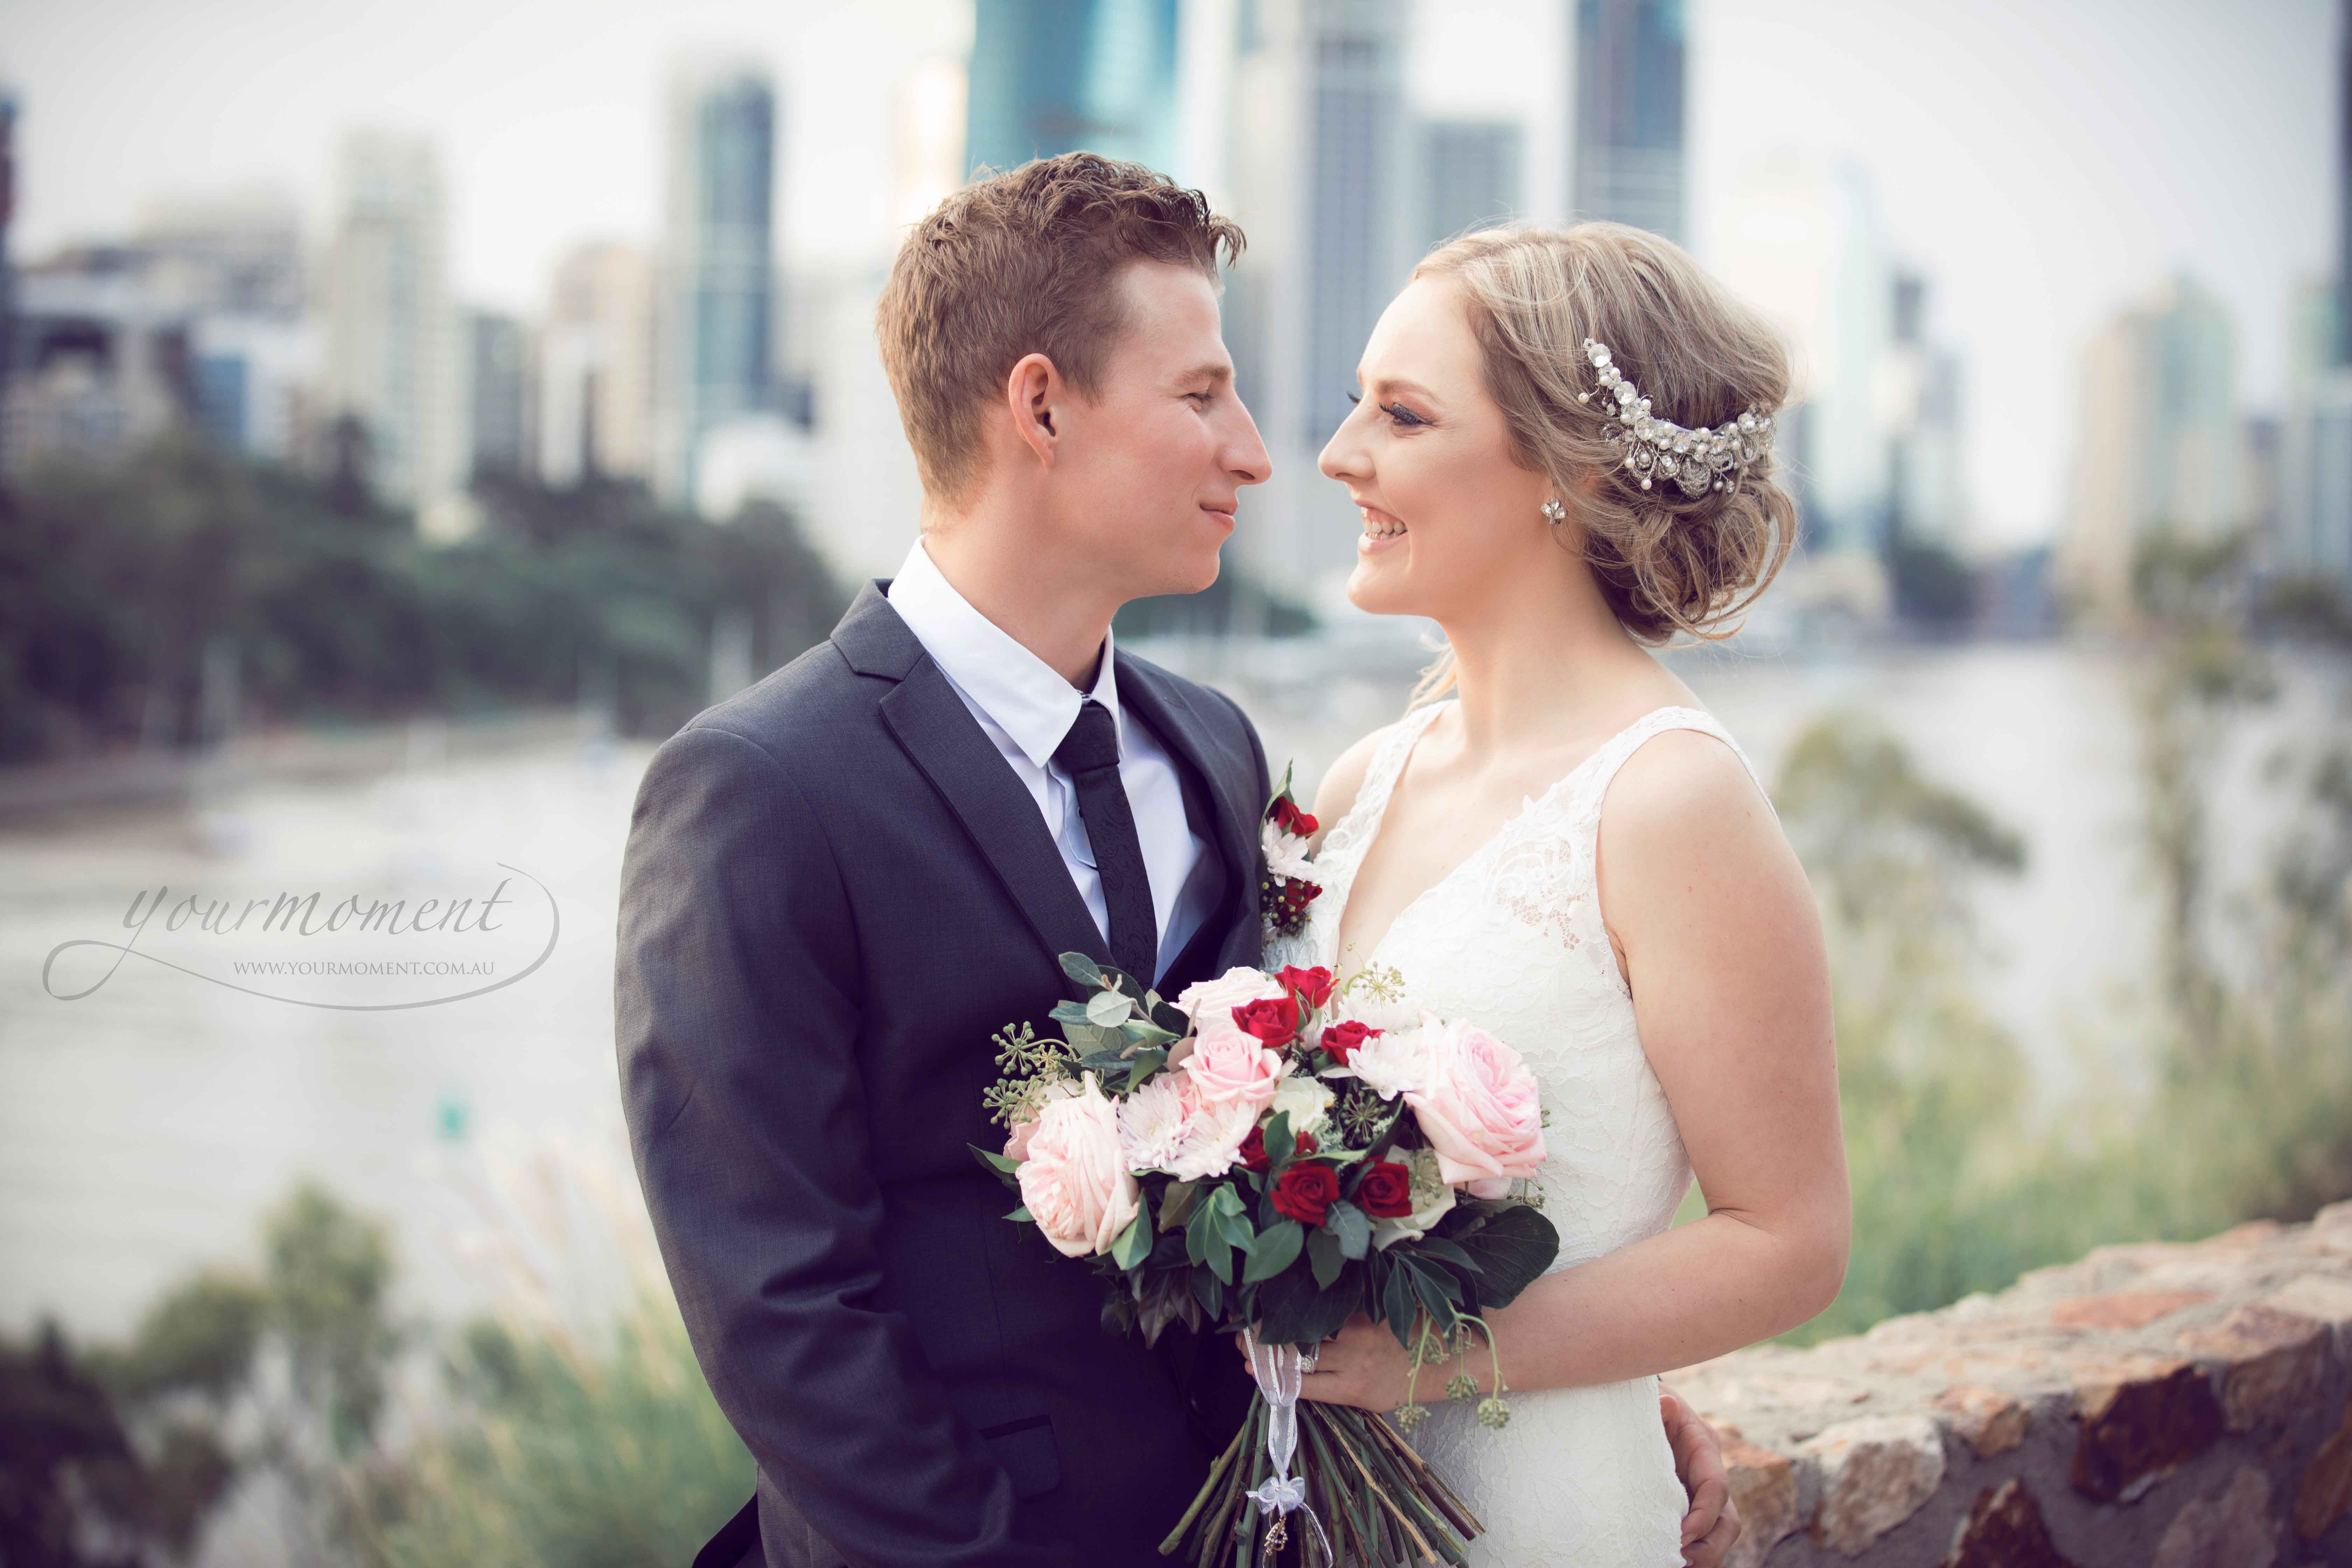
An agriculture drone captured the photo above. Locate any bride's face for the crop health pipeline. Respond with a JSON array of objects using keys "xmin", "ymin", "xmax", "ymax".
[{"xmin": 1319, "ymin": 275, "xmax": 1554, "ymax": 620}]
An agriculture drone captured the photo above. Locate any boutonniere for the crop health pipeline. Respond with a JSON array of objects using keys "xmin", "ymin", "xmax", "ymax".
[{"xmin": 1260, "ymin": 763, "xmax": 1323, "ymax": 939}]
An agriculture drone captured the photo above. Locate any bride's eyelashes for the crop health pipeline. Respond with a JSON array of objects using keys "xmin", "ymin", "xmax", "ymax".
[{"xmin": 1345, "ymin": 390, "xmax": 1432, "ymax": 429}]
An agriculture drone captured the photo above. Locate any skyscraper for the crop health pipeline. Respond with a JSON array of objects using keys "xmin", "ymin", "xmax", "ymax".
[
  {"xmin": 323, "ymin": 132, "xmax": 465, "ymax": 536},
  {"xmin": 1570, "ymin": 0, "xmax": 1685, "ymax": 245},
  {"xmin": 541, "ymin": 242, "xmax": 657, "ymax": 487},
  {"xmin": 2275, "ymin": 1, "xmax": 2352, "ymax": 593},
  {"xmin": 965, "ymin": 0, "xmax": 1180, "ymax": 176},
  {"xmin": 1225, "ymin": 0, "xmax": 1411, "ymax": 586},
  {"xmin": 656, "ymin": 60, "xmax": 777, "ymax": 509},
  {"xmin": 463, "ymin": 310, "xmax": 528, "ymax": 479},
  {"xmin": 1420, "ymin": 120, "xmax": 1522, "ymax": 256},
  {"xmin": 2059, "ymin": 276, "xmax": 2243, "ymax": 623}
]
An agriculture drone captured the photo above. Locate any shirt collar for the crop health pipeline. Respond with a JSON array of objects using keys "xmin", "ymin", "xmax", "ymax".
[{"xmin": 887, "ymin": 538, "xmax": 1120, "ymax": 770}]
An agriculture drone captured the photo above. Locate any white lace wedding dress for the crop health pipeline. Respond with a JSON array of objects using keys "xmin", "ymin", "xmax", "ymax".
[{"xmin": 1267, "ymin": 701, "xmax": 1771, "ymax": 1567}]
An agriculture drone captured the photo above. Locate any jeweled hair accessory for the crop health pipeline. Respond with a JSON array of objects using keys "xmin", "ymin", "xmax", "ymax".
[{"xmin": 1577, "ymin": 338, "xmax": 1776, "ymax": 498}]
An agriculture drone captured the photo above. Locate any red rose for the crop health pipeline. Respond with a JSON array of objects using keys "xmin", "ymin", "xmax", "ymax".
[
  {"xmin": 1354, "ymin": 1159, "xmax": 1415, "ymax": 1218},
  {"xmin": 1270, "ymin": 796, "xmax": 1320, "ymax": 837},
  {"xmin": 1271, "ymin": 1162, "xmax": 1340, "ymax": 1226},
  {"xmin": 1239, "ymin": 1126, "xmax": 1317, "ymax": 1172},
  {"xmin": 1232, "ymin": 995, "xmax": 1301, "ymax": 1046},
  {"xmin": 1320, "ymin": 1020, "xmax": 1382, "ymax": 1065},
  {"xmin": 1276, "ymin": 965, "xmax": 1335, "ymax": 1009}
]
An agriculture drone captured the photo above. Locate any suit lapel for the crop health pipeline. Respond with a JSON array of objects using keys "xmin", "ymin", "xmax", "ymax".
[{"xmin": 835, "ymin": 582, "xmax": 1110, "ymax": 997}]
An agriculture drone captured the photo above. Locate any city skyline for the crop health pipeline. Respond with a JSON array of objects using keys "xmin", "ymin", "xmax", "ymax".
[{"xmin": 0, "ymin": 0, "xmax": 2333, "ymax": 550}]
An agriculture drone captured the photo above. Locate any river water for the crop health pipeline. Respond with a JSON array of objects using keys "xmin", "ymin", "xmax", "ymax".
[{"xmin": 0, "ymin": 635, "xmax": 2322, "ymax": 1343}]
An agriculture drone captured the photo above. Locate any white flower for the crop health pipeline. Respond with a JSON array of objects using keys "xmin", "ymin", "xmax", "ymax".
[
  {"xmin": 1370, "ymin": 1147, "xmax": 1459, "ymax": 1251},
  {"xmin": 1261, "ymin": 819, "xmax": 1317, "ymax": 882},
  {"xmin": 1166, "ymin": 1093, "xmax": 1260, "ymax": 1183},
  {"xmin": 1324, "ymin": 1021, "xmax": 1428, "ymax": 1101},
  {"xmin": 1116, "ymin": 1071, "xmax": 1195, "ymax": 1173},
  {"xmin": 1268, "ymin": 1075, "xmax": 1334, "ymax": 1140}
]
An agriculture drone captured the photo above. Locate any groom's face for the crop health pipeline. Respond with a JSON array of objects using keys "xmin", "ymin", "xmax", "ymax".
[{"xmin": 1046, "ymin": 260, "xmax": 1271, "ymax": 601}]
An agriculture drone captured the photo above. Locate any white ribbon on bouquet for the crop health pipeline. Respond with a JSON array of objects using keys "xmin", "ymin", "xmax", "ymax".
[{"xmin": 1241, "ymin": 1326, "xmax": 1335, "ymax": 1564}]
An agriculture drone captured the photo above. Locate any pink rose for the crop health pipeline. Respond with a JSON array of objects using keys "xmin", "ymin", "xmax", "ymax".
[
  {"xmin": 1002, "ymin": 1079, "xmax": 1079, "ymax": 1162},
  {"xmin": 1173, "ymin": 967, "xmax": 1286, "ymax": 1032},
  {"xmin": 1404, "ymin": 1015, "xmax": 1547, "ymax": 1199},
  {"xmin": 1181, "ymin": 1024, "xmax": 1290, "ymax": 1116},
  {"xmin": 1017, "ymin": 1074, "xmax": 1141, "ymax": 1259}
]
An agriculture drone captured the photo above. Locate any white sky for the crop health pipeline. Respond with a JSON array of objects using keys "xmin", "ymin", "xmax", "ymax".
[{"xmin": 0, "ymin": 0, "xmax": 2334, "ymax": 546}]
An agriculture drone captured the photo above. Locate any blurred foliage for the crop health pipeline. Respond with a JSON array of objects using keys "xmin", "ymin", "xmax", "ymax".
[
  {"xmin": 0, "ymin": 438, "xmax": 845, "ymax": 763},
  {"xmin": 1779, "ymin": 527, "xmax": 2352, "ymax": 1344},
  {"xmin": 1885, "ymin": 539, "xmax": 1976, "ymax": 630},
  {"xmin": 343, "ymin": 1306, "xmax": 751, "ymax": 1568},
  {"xmin": 0, "ymin": 1182, "xmax": 393, "ymax": 1564}
]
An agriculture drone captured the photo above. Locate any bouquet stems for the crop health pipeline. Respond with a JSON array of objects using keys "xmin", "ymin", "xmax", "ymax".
[{"xmin": 1158, "ymin": 1396, "xmax": 1482, "ymax": 1567}]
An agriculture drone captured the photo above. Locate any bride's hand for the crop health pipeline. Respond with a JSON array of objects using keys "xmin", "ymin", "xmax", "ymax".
[{"xmin": 1236, "ymin": 1314, "xmax": 1416, "ymax": 1412}]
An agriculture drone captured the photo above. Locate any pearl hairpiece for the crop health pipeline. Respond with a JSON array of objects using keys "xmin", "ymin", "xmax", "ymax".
[{"xmin": 1576, "ymin": 338, "xmax": 1777, "ymax": 498}]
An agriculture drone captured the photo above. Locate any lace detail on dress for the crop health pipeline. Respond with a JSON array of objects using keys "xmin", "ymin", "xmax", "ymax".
[{"xmin": 1280, "ymin": 702, "xmax": 1768, "ymax": 1566}]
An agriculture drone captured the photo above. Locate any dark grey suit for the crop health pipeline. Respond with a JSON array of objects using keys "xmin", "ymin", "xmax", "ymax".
[{"xmin": 616, "ymin": 582, "xmax": 1268, "ymax": 1567}]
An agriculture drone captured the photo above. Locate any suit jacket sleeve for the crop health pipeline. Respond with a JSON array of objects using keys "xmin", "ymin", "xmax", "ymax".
[{"xmin": 616, "ymin": 723, "xmax": 1059, "ymax": 1568}]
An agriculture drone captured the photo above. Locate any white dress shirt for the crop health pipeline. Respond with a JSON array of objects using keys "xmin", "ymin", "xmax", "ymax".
[{"xmin": 887, "ymin": 540, "xmax": 1216, "ymax": 981}]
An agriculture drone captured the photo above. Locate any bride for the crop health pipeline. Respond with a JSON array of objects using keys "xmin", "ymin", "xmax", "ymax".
[{"xmin": 1263, "ymin": 223, "xmax": 1850, "ymax": 1565}]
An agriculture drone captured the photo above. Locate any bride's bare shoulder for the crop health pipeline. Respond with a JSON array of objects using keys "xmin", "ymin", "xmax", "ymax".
[{"xmin": 1306, "ymin": 721, "xmax": 1408, "ymax": 850}]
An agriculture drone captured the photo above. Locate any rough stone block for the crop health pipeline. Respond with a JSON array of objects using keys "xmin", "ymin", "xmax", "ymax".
[
  {"xmin": 1942, "ymin": 1478, "xmax": 2076, "ymax": 1568},
  {"xmin": 1933, "ymin": 1383, "xmax": 2028, "ymax": 1459},
  {"xmin": 2296, "ymin": 1397, "xmax": 2352, "ymax": 1542},
  {"xmin": 1803, "ymin": 1413, "xmax": 1946, "ymax": 1556},
  {"xmin": 2176, "ymin": 1301, "xmax": 2329, "ymax": 1432},
  {"xmin": 1719, "ymin": 1435, "xmax": 1800, "ymax": 1568},
  {"xmin": 2265, "ymin": 1272, "xmax": 2352, "ymax": 1332},
  {"xmin": 2048, "ymin": 1290, "xmax": 2215, "ymax": 1332},
  {"xmin": 2151, "ymin": 1466, "xmax": 2276, "ymax": 1568},
  {"xmin": 2070, "ymin": 1357, "xmax": 2224, "ymax": 1504}
]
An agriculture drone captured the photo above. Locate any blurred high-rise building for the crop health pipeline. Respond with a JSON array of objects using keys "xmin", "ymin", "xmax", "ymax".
[
  {"xmin": 1883, "ymin": 270, "xmax": 1968, "ymax": 553},
  {"xmin": 323, "ymin": 131, "xmax": 467, "ymax": 537},
  {"xmin": 1570, "ymin": 0, "xmax": 1685, "ymax": 245},
  {"xmin": 1225, "ymin": 0, "xmax": 1410, "ymax": 589},
  {"xmin": 140, "ymin": 192, "xmax": 315, "ymax": 466},
  {"xmin": 1419, "ymin": 119, "xmax": 1521, "ymax": 256},
  {"xmin": 2059, "ymin": 275, "xmax": 2242, "ymax": 624},
  {"xmin": 965, "ymin": 0, "xmax": 1180, "ymax": 176},
  {"xmin": 462, "ymin": 309, "xmax": 528, "ymax": 480},
  {"xmin": 541, "ymin": 241, "xmax": 657, "ymax": 487},
  {"xmin": 891, "ymin": 57, "xmax": 970, "ymax": 226},
  {"xmin": 656, "ymin": 60, "xmax": 778, "ymax": 509},
  {"xmin": 1715, "ymin": 153, "xmax": 1895, "ymax": 617},
  {"xmin": 0, "ymin": 89, "xmax": 14, "ymax": 475},
  {"xmin": 2274, "ymin": 2, "xmax": 2352, "ymax": 595}
]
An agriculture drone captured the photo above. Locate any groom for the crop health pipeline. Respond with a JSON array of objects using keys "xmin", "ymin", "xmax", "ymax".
[{"xmin": 617, "ymin": 153, "xmax": 1740, "ymax": 1568}]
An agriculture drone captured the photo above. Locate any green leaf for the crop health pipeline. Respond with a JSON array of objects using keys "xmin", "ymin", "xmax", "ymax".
[
  {"xmin": 1262, "ymin": 1110, "xmax": 1295, "ymax": 1171},
  {"xmin": 1157, "ymin": 1180, "xmax": 1201, "ymax": 1232},
  {"xmin": 1121, "ymin": 1047, "xmax": 1168, "ymax": 1090},
  {"xmin": 1253, "ymin": 1259, "xmax": 1360, "ymax": 1346},
  {"xmin": 1149, "ymin": 1000, "xmax": 1191, "ymax": 1035},
  {"xmin": 1242, "ymin": 1220, "xmax": 1305, "ymax": 1283},
  {"xmin": 1307, "ymin": 1225, "xmax": 1345, "ymax": 1289},
  {"xmin": 1086, "ymin": 989, "xmax": 1136, "ymax": 1027},
  {"xmin": 1410, "ymin": 1237, "xmax": 1483, "ymax": 1275},
  {"xmin": 1112, "ymin": 1211, "xmax": 1153, "ymax": 1270},
  {"xmin": 1120, "ymin": 1017, "xmax": 1178, "ymax": 1048},
  {"xmin": 1216, "ymin": 1202, "xmax": 1258, "ymax": 1256},
  {"xmin": 1006, "ymin": 1205, "xmax": 1034, "ymax": 1223},
  {"xmin": 1443, "ymin": 1203, "xmax": 1560, "ymax": 1309},
  {"xmin": 1379, "ymin": 1251, "xmax": 1416, "ymax": 1344},
  {"xmin": 1059, "ymin": 952, "xmax": 1104, "ymax": 987},
  {"xmin": 1049, "ymin": 999, "xmax": 1096, "ymax": 1028},
  {"xmin": 1325, "ymin": 1200, "xmax": 1371, "ymax": 1261},
  {"xmin": 968, "ymin": 1144, "xmax": 1021, "ymax": 1177}
]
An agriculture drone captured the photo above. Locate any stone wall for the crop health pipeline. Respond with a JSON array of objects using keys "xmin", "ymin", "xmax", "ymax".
[{"xmin": 1669, "ymin": 1203, "xmax": 2352, "ymax": 1566}]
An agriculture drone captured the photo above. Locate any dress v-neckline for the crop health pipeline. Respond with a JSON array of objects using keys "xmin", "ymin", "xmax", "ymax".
[{"xmin": 1326, "ymin": 702, "xmax": 1702, "ymax": 973}]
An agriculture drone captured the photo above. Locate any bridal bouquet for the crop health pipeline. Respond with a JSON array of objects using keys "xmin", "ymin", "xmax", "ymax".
[{"xmin": 973, "ymin": 789, "xmax": 1560, "ymax": 1566}]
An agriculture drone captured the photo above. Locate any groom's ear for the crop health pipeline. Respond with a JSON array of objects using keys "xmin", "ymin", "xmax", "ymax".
[{"xmin": 1004, "ymin": 352, "xmax": 1065, "ymax": 468}]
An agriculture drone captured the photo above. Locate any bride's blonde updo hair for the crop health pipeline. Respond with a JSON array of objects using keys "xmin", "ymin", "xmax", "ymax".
[{"xmin": 1414, "ymin": 222, "xmax": 1797, "ymax": 648}]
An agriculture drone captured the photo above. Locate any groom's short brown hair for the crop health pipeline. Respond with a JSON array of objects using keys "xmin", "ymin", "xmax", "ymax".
[{"xmin": 877, "ymin": 152, "xmax": 1245, "ymax": 506}]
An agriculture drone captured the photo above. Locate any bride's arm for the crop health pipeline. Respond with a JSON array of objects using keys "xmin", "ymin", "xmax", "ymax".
[
  {"xmin": 1303, "ymin": 728, "xmax": 1848, "ymax": 1403},
  {"xmin": 1499, "ymin": 727, "xmax": 1846, "ymax": 1386}
]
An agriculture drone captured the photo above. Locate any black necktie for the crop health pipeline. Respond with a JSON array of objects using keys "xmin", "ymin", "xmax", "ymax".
[{"xmin": 1053, "ymin": 698, "xmax": 1158, "ymax": 982}]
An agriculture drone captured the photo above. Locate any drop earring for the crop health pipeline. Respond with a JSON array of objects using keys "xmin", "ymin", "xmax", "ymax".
[{"xmin": 1540, "ymin": 497, "xmax": 1566, "ymax": 524}]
